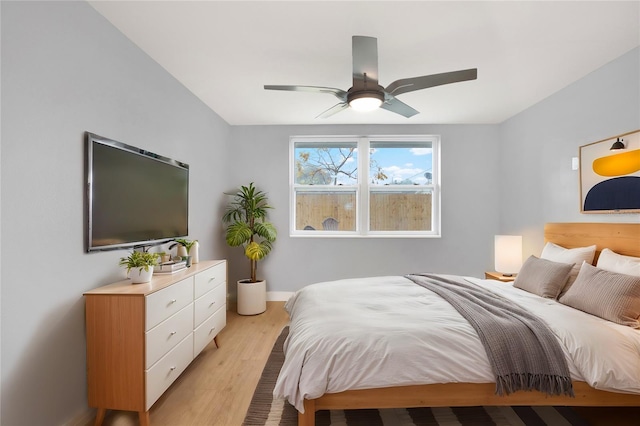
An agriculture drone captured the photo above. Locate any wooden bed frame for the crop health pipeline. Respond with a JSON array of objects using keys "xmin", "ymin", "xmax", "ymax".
[{"xmin": 298, "ymin": 222, "xmax": 640, "ymax": 426}]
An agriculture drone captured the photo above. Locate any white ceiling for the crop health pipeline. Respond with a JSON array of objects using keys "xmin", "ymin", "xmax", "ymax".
[{"xmin": 89, "ymin": 1, "xmax": 640, "ymax": 126}]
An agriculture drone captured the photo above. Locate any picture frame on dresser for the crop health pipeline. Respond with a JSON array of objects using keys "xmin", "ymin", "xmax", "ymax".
[{"xmin": 84, "ymin": 260, "xmax": 227, "ymax": 426}]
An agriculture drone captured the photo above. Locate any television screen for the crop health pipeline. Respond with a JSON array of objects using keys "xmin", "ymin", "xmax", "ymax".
[{"xmin": 86, "ymin": 132, "xmax": 189, "ymax": 252}]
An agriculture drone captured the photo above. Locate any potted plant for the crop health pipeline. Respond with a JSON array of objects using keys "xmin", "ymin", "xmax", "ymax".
[
  {"xmin": 119, "ymin": 251, "xmax": 159, "ymax": 283},
  {"xmin": 171, "ymin": 238, "xmax": 199, "ymax": 265},
  {"xmin": 173, "ymin": 238, "xmax": 195, "ymax": 253},
  {"xmin": 223, "ymin": 182, "xmax": 277, "ymax": 315},
  {"xmin": 158, "ymin": 251, "xmax": 171, "ymax": 263}
]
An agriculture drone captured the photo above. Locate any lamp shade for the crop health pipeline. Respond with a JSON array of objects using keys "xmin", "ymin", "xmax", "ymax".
[{"xmin": 494, "ymin": 235, "xmax": 523, "ymax": 275}]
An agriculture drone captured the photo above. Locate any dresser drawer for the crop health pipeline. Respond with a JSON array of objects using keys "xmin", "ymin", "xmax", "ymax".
[
  {"xmin": 194, "ymin": 281, "xmax": 226, "ymax": 327},
  {"xmin": 194, "ymin": 262, "xmax": 226, "ymax": 299},
  {"xmin": 193, "ymin": 305, "xmax": 226, "ymax": 356},
  {"xmin": 145, "ymin": 333, "xmax": 193, "ymax": 410},
  {"xmin": 146, "ymin": 277, "xmax": 193, "ymax": 330},
  {"xmin": 146, "ymin": 303, "xmax": 193, "ymax": 368}
]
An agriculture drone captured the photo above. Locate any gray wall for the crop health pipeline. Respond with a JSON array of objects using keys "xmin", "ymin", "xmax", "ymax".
[
  {"xmin": 1, "ymin": 2, "xmax": 230, "ymax": 424},
  {"xmin": 498, "ymin": 47, "xmax": 640, "ymax": 256},
  {"xmin": 226, "ymin": 47, "xmax": 640, "ymax": 295},
  {"xmin": 1, "ymin": 1, "xmax": 638, "ymax": 425},
  {"xmin": 227, "ymin": 124, "xmax": 502, "ymax": 293}
]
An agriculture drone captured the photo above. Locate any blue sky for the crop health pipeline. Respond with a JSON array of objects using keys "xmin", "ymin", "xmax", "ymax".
[
  {"xmin": 370, "ymin": 147, "xmax": 433, "ymax": 185},
  {"xmin": 295, "ymin": 145, "xmax": 433, "ymax": 185}
]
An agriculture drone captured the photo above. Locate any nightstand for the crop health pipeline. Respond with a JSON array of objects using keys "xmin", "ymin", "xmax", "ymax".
[{"xmin": 484, "ymin": 271, "xmax": 516, "ymax": 282}]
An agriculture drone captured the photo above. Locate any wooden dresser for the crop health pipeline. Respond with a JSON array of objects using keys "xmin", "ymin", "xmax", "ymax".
[{"xmin": 84, "ymin": 260, "xmax": 227, "ymax": 425}]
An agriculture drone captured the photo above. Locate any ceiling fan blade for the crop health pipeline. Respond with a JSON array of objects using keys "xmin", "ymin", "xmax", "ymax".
[
  {"xmin": 264, "ymin": 85, "xmax": 347, "ymax": 101},
  {"xmin": 352, "ymin": 36, "xmax": 379, "ymax": 89},
  {"xmin": 316, "ymin": 102, "xmax": 349, "ymax": 119},
  {"xmin": 385, "ymin": 68, "xmax": 477, "ymax": 97},
  {"xmin": 380, "ymin": 96, "xmax": 419, "ymax": 118}
]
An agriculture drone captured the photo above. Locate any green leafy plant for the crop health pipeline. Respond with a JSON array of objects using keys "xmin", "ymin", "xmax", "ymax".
[
  {"xmin": 223, "ymin": 182, "xmax": 277, "ymax": 283},
  {"xmin": 173, "ymin": 238, "xmax": 196, "ymax": 253},
  {"xmin": 119, "ymin": 251, "xmax": 159, "ymax": 273}
]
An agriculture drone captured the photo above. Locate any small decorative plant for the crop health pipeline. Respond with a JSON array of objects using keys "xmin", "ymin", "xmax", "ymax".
[
  {"xmin": 119, "ymin": 251, "xmax": 159, "ymax": 273},
  {"xmin": 158, "ymin": 251, "xmax": 171, "ymax": 263},
  {"xmin": 173, "ymin": 238, "xmax": 196, "ymax": 253},
  {"xmin": 223, "ymin": 182, "xmax": 277, "ymax": 283}
]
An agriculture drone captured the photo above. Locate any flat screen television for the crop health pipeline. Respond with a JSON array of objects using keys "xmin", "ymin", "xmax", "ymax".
[{"xmin": 86, "ymin": 132, "xmax": 189, "ymax": 252}]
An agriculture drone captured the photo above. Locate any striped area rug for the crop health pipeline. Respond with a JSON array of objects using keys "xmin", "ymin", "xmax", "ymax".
[{"xmin": 243, "ymin": 327, "xmax": 588, "ymax": 426}]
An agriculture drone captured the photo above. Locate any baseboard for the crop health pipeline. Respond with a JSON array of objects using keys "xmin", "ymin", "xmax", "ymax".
[{"xmin": 267, "ymin": 291, "xmax": 294, "ymax": 301}]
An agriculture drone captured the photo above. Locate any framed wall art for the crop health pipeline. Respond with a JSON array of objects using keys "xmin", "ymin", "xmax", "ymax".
[{"xmin": 579, "ymin": 129, "xmax": 640, "ymax": 213}]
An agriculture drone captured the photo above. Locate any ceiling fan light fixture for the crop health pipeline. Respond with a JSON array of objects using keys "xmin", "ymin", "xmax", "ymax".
[{"xmin": 348, "ymin": 91, "xmax": 384, "ymax": 112}]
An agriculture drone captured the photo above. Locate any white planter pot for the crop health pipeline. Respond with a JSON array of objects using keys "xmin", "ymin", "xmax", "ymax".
[
  {"xmin": 176, "ymin": 245, "xmax": 188, "ymax": 258},
  {"xmin": 191, "ymin": 241, "xmax": 199, "ymax": 264},
  {"xmin": 237, "ymin": 279, "xmax": 267, "ymax": 315},
  {"xmin": 129, "ymin": 267, "xmax": 153, "ymax": 284}
]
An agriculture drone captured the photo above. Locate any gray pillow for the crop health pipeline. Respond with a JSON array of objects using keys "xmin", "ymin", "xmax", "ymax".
[
  {"xmin": 559, "ymin": 262, "xmax": 640, "ymax": 328},
  {"xmin": 513, "ymin": 255, "xmax": 574, "ymax": 299}
]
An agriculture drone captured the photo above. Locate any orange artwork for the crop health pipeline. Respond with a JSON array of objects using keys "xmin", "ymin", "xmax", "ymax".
[{"xmin": 579, "ymin": 130, "xmax": 640, "ymax": 213}]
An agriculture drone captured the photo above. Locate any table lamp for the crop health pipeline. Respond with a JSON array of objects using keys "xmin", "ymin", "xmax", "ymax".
[{"xmin": 494, "ymin": 235, "xmax": 523, "ymax": 276}]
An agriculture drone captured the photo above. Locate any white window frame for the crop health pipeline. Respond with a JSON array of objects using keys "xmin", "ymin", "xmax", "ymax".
[{"xmin": 290, "ymin": 135, "xmax": 441, "ymax": 238}]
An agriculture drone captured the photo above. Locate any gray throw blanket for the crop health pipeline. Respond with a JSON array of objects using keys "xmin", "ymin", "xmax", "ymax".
[{"xmin": 406, "ymin": 273, "xmax": 574, "ymax": 397}]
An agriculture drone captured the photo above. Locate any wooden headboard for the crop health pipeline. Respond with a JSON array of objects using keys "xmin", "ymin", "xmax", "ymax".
[{"xmin": 544, "ymin": 222, "xmax": 640, "ymax": 263}]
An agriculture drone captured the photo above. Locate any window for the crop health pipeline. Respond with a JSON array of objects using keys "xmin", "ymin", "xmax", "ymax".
[{"xmin": 290, "ymin": 135, "xmax": 440, "ymax": 237}]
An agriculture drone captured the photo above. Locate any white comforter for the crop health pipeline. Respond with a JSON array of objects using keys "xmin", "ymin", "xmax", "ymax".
[{"xmin": 274, "ymin": 275, "xmax": 640, "ymax": 412}]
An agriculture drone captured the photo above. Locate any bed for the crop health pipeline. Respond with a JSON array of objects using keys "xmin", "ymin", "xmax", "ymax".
[{"xmin": 274, "ymin": 222, "xmax": 640, "ymax": 426}]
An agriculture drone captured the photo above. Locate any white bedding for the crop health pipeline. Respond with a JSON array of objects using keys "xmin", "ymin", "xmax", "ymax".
[{"xmin": 273, "ymin": 275, "xmax": 640, "ymax": 412}]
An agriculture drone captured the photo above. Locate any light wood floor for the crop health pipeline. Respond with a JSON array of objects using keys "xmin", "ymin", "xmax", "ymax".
[
  {"xmin": 98, "ymin": 301, "xmax": 289, "ymax": 426},
  {"xmin": 96, "ymin": 301, "xmax": 640, "ymax": 426}
]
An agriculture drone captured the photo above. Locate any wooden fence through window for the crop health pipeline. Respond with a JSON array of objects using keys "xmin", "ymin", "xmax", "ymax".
[{"xmin": 296, "ymin": 192, "xmax": 432, "ymax": 231}]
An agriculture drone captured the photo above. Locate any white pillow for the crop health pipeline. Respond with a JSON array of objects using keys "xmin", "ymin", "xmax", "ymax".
[
  {"xmin": 540, "ymin": 242, "xmax": 596, "ymax": 296},
  {"xmin": 597, "ymin": 248, "xmax": 640, "ymax": 277}
]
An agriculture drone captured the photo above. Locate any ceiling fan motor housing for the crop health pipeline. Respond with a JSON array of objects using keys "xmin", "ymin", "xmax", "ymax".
[
  {"xmin": 347, "ymin": 87, "xmax": 386, "ymax": 113},
  {"xmin": 347, "ymin": 87, "xmax": 385, "ymax": 103}
]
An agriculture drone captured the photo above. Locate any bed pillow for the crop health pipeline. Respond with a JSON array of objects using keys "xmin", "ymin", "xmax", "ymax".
[
  {"xmin": 540, "ymin": 242, "xmax": 596, "ymax": 296},
  {"xmin": 596, "ymin": 248, "xmax": 640, "ymax": 277},
  {"xmin": 513, "ymin": 255, "xmax": 574, "ymax": 299},
  {"xmin": 559, "ymin": 262, "xmax": 640, "ymax": 328}
]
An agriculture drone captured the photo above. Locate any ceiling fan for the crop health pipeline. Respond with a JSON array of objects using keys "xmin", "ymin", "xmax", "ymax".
[{"xmin": 264, "ymin": 36, "xmax": 477, "ymax": 118}]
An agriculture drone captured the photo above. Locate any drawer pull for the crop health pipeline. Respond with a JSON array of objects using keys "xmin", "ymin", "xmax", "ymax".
[
  {"xmin": 170, "ymin": 366, "xmax": 176, "ymax": 371},
  {"xmin": 209, "ymin": 327, "xmax": 216, "ymax": 334},
  {"xmin": 170, "ymin": 299, "xmax": 177, "ymax": 304},
  {"xmin": 208, "ymin": 277, "xmax": 216, "ymax": 282},
  {"xmin": 170, "ymin": 331, "xmax": 177, "ymax": 336},
  {"xmin": 209, "ymin": 302, "xmax": 216, "ymax": 307}
]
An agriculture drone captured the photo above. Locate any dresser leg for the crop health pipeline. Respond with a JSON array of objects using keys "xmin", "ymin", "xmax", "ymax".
[
  {"xmin": 214, "ymin": 335, "xmax": 219, "ymax": 347},
  {"xmin": 93, "ymin": 408, "xmax": 106, "ymax": 426},
  {"xmin": 139, "ymin": 410, "xmax": 150, "ymax": 426}
]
